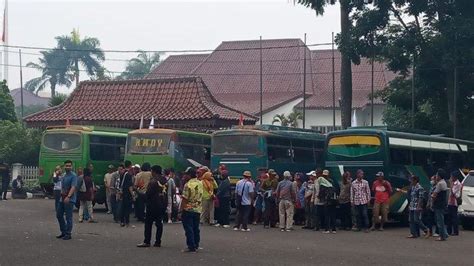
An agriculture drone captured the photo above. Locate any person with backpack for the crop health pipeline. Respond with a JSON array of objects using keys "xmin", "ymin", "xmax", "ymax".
[
  {"xmin": 78, "ymin": 168, "xmax": 96, "ymax": 223},
  {"xmin": 234, "ymin": 171, "xmax": 255, "ymax": 232},
  {"xmin": 370, "ymin": 172, "xmax": 392, "ymax": 231},
  {"xmin": 318, "ymin": 170, "xmax": 338, "ymax": 234},
  {"xmin": 447, "ymin": 171, "xmax": 462, "ymax": 236},
  {"xmin": 276, "ymin": 171, "xmax": 297, "ymax": 232},
  {"xmin": 137, "ymin": 165, "xmax": 168, "ymax": 247}
]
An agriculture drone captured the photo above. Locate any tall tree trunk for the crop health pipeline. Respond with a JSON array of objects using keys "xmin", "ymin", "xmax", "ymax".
[
  {"xmin": 51, "ymin": 83, "xmax": 56, "ymax": 98},
  {"xmin": 75, "ymin": 60, "xmax": 80, "ymax": 87},
  {"xmin": 446, "ymin": 69, "xmax": 455, "ymax": 123},
  {"xmin": 340, "ymin": 0, "xmax": 353, "ymax": 129}
]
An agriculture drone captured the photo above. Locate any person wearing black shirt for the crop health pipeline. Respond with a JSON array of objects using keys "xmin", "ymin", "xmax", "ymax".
[
  {"xmin": 0, "ymin": 163, "xmax": 10, "ymax": 200},
  {"xmin": 137, "ymin": 165, "xmax": 168, "ymax": 247},
  {"xmin": 119, "ymin": 161, "xmax": 135, "ymax": 227}
]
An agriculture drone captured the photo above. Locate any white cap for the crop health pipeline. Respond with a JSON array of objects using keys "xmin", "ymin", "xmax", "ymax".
[
  {"xmin": 134, "ymin": 164, "xmax": 140, "ymax": 168},
  {"xmin": 306, "ymin": 170, "xmax": 316, "ymax": 176},
  {"xmin": 283, "ymin": 171, "xmax": 292, "ymax": 178}
]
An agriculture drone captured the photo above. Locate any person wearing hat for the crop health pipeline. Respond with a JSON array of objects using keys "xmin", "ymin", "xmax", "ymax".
[
  {"xmin": 104, "ymin": 165, "xmax": 115, "ymax": 214},
  {"xmin": 311, "ymin": 168, "xmax": 327, "ymax": 231},
  {"xmin": 317, "ymin": 170, "xmax": 338, "ymax": 234},
  {"xmin": 370, "ymin": 171, "xmax": 392, "ymax": 231},
  {"xmin": 234, "ymin": 171, "xmax": 255, "ymax": 232},
  {"xmin": 302, "ymin": 171, "xmax": 316, "ymax": 229},
  {"xmin": 276, "ymin": 171, "xmax": 297, "ymax": 231},
  {"xmin": 215, "ymin": 170, "xmax": 231, "ymax": 228},
  {"xmin": 261, "ymin": 169, "xmax": 278, "ymax": 228}
]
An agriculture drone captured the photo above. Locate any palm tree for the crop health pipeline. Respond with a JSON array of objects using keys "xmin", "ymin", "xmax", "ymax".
[
  {"xmin": 296, "ymin": 0, "xmax": 353, "ymax": 129},
  {"xmin": 272, "ymin": 114, "xmax": 289, "ymax": 127},
  {"xmin": 56, "ymin": 29, "xmax": 105, "ymax": 87},
  {"xmin": 117, "ymin": 51, "xmax": 161, "ymax": 80},
  {"xmin": 287, "ymin": 110, "xmax": 303, "ymax": 128},
  {"xmin": 25, "ymin": 50, "xmax": 73, "ymax": 97},
  {"xmin": 48, "ymin": 93, "xmax": 68, "ymax": 107}
]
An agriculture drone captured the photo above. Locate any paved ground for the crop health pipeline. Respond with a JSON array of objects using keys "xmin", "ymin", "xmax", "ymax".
[{"xmin": 0, "ymin": 199, "xmax": 473, "ymax": 266}]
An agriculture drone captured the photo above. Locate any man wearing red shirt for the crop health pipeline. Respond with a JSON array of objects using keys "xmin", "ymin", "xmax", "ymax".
[{"xmin": 370, "ymin": 172, "xmax": 392, "ymax": 231}]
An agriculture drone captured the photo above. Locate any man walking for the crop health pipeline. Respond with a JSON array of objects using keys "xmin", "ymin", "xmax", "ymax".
[
  {"xmin": 370, "ymin": 172, "xmax": 392, "ymax": 231},
  {"xmin": 56, "ymin": 160, "xmax": 78, "ymax": 240},
  {"xmin": 351, "ymin": 169, "xmax": 371, "ymax": 232},
  {"xmin": 276, "ymin": 171, "xmax": 296, "ymax": 232},
  {"xmin": 407, "ymin": 175, "xmax": 429, "ymax": 238},
  {"xmin": 137, "ymin": 165, "xmax": 168, "ymax": 247},
  {"xmin": 234, "ymin": 171, "xmax": 255, "ymax": 232},
  {"xmin": 179, "ymin": 168, "xmax": 203, "ymax": 253},
  {"xmin": 432, "ymin": 169, "xmax": 449, "ymax": 241}
]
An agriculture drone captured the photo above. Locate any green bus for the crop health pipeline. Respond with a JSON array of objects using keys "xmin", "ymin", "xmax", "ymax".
[
  {"xmin": 211, "ymin": 125, "xmax": 326, "ymax": 184},
  {"xmin": 124, "ymin": 128, "xmax": 211, "ymax": 172},
  {"xmin": 39, "ymin": 126, "xmax": 129, "ymax": 204},
  {"xmin": 325, "ymin": 127, "xmax": 474, "ymax": 217}
]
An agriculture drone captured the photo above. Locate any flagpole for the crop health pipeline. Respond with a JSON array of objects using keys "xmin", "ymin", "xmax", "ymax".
[{"xmin": 3, "ymin": 0, "xmax": 8, "ymax": 84}]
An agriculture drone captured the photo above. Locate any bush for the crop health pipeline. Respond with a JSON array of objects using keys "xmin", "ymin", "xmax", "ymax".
[{"xmin": 0, "ymin": 121, "xmax": 42, "ymax": 165}]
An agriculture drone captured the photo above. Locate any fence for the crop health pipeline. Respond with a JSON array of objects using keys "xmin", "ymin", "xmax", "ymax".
[{"xmin": 11, "ymin": 164, "xmax": 40, "ymax": 190}]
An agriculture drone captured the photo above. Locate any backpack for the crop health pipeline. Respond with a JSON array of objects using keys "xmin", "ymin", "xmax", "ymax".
[
  {"xmin": 325, "ymin": 186, "xmax": 338, "ymax": 205},
  {"xmin": 235, "ymin": 181, "xmax": 247, "ymax": 208}
]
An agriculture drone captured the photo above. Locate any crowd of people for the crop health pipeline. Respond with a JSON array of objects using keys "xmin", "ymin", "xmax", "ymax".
[{"xmin": 53, "ymin": 159, "xmax": 470, "ymax": 249}]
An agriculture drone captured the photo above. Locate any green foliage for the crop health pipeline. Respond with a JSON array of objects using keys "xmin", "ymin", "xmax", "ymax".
[
  {"xmin": 117, "ymin": 51, "xmax": 161, "ymax": 80},
  {"xmin": 343, "ymin": 0, "xmax": 474, "ymax": 140},
  {"xmin": 48, "ymin": 93, "xmax": 68, "ymax": 107},
  {"xmin": 56, "ymin": 29, "xmax": 105, "ymax": 86},
  {"xmin": 0, "ymin": 80, "xmax": 17, "ymax": 122},
  {"xmin": 15, "ymin": 104, "xmax": 48, "ymax": 120},
  {"xmin": 0, "ymin": 121, "xmax": 42, "ymax": 165},
  {"xmin": 272, "ymin": 110, "xmax": 303, "ymax": 128},
  {"xmin": 272, "ymin": 114, "xmax": 289, "ymax": 127}
]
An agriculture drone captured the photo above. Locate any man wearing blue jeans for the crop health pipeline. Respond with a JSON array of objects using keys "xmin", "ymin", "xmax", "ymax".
[
  {"xmin": 350, "ymin": 170, "xmax": 371, "ymax": 232},
  {"xmin": 179, "ymin": 168, "xmax": 203, "ymax": 253},
  {"xmin": 56, "ymin": 160, "xmax": 78, "ymax": 240},
  {"xmin": 431, "ymin": 169, "xmax": 449, "ymax": 241}
]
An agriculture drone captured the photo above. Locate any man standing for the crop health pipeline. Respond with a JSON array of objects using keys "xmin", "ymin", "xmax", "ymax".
[
  {"xmin": 431, "ymin": 169, "xmax": 449, "ymax": 241},
  {"xmin": 407, "ymin": 175, "xmax": 429, "ymax": 238},
  {"xmin": 118, "ymin": 160, "xmax": 135, "ymax": 227},
  {"xmin": 104, "ymin": 165, "xmax": 115, "ymax": 214},
  {"xmin": 261, "ymin": 169, "xmax": 278, "ymax": 228},
  {"xmin": 179, "ymin": 168, "xmax": 203, "ymax": 253},
  {"xmin": 164, "ymin": 168, "xmax": 177, "ymax": 223},
  {"xmin": 447, "ymin": 171, "xmax": 462, "ymax": 236},
  {"xmin": 110, "ymin": 165, "xmax": 123, "ymax": 223},
  {"xmin": 370, "ymin": 172, "xmax": 392, "ymax": 231},
  {"xmin": 56, "ymin": 160, "xmax": 78, "ymax": 240},
  {"xmin": 0, "ymin": 163, "xmax": 10, "ymax": 200},
  {"xmin": 351, "ymin": 169, "xmax": 371, "ymax": 233},
  {"xmin": 134, "ymin": 163, "xmax": 152, "ymax": 222},
  {"xmin": 215, "ymin": 170, "xmax": 231, "ymax": 228},
  {"xmin": 276, "ymin": 171, "xmax": 296, "ymax": 232},
  {"xmin": 137, "ymin": 165, "xmax": 168, "ymax": 248},
  {"xmin": 234, "ymin": 171, "xmax": 255, "ymax": 232}
]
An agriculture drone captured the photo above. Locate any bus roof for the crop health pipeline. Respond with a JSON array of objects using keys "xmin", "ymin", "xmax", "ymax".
[
  {"xmin": 45, "ymin": 125, "xmax": 130, "ymax": 135},
  {"xmin": 214, "ymin": 124, "xmax": 325, "ymax": 140},
  {"xmin": 328, "ymin": 128, "xmax": 474, "ymax": 146},
  {"xmin": 128, "ymin": 128, "xmax": 210, "ymax": 137}
]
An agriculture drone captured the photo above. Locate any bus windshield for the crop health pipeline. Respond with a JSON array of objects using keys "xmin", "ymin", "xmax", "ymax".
[
  {"xmin": 43, "ymin": 132, "xmax": 81, "ymax": 151},
  {"xmin": 212, "ymin": 135, "xmax": 260, "ymax": 155},
  {"xmin": 127, "ymin": 133, "xmax": 171, "ymax": 154},
  {"xmin": 328, "ymin": 135, "xmax": 381, "ymax": 157}
]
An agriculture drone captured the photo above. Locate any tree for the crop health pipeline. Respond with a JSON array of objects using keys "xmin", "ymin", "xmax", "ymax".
[
  {"xmin": 0, "ymin": 120, "xmax": 42, "ymax": 165},
  {"xmin": 56, "ymin": 29, "xmax": 105, "ymax": 87},
  {"xmin": 287, "ymin": 109, "xmax": 303, "ymax": 128},
  {"xmin": 25, "ymin": 50, "xmax": 73, "ymax": 97},
  {"xmin": 352, "ymin": 0, "xmax": 474, "ymax": 139},
  {"xmin": 15, "ymin": 105, "xmax": 47, "ymax": 121},
  {"xmin": 296, "ymin": 0, "xmax": 354, "ymax": 129},
  {"xmin": 272, "ymin": 114, "xmax": 289, "ymax": 127},
  {"xmin": 0, "ymin": 80, "xmax": 17, "ymax": 122},
  {"xmin": 117, "ymin": 51, "xmax": 161, "ymax": 80},
  {"xmin": 49, "ymin": 93, "xmax": 68, "ymax": 107}
]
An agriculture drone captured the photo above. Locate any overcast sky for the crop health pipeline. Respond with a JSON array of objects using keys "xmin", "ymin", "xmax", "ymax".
[{"xmin": 4, "ymin": 0, "xmax": 340, "ymax": 95}]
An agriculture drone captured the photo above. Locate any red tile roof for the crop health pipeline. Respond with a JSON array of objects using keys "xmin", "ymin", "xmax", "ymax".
[
  {"xmin": 297, "ymin": 50, "xmax": 397, "ymax": 109},
  {"xmin": 24, "ymin": 77, "xmax": 256, "ymax": 128},
  {"xmin": 149, "ymin": 54, "xmax": 210, "ymax": 78},
  {"xmin": 148, "ymin": 39, "xmax": 313, "ymax": 115}
]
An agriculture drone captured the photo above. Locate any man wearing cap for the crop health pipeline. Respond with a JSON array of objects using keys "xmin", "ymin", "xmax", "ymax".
[
  {"xmin": 370, "ymin": 171, "xmax": 392, "ymax": 231},
  {"xmin": 104, "ymin": 165, "xmax": 115, "ymax": 214},
  {"xmin": 261, "ymin": 169, "xmax": 278, "ymax": 228},
  {"xmin": 311, "ymin": 168, "xmax": 326, "ymax": 231},
  {"xmin": 234, "ymin": 171, "xmax": 255, "ymax": 232},
  {"xmin": 276, "ymin": 171, "xmax": 297, "ymax": 231}
]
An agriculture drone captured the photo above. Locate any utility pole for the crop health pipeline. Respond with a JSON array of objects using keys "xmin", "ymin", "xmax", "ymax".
[
  {"xmin": 259, "ymin": 36, "xmax": 263, "ymax": 125},
  {"xmin": 370, "ymin": 32, "xmax": 374, "ymax": 127},
  {"xmin": 411, "ymin": 55, "xmax": 415, "ymax": 130},
  {"xmin": 19, "ymin": 49, "xmax": 24, "ymax": 119},
  {"xmin": 302, "ymin": 33, "xmax": 307, "ymax": 129},
  {"xmin": 332, "ymin": 32, "xmax": 336, "ymax": 130}
]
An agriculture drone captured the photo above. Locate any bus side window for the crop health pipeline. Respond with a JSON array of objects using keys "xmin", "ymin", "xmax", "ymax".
[
  {"xmin": 267, "ymin": 137, "xmax": 292, "ymax": 163},
  {"xmin": 293, "ymin": 148, "xmax": 314, "ymax": 163},
  {"xmin": 413, "ymin": 150, "xmax": 430, "ymax": 166},
  {"xmin": 431, "ymin": 152, "xmax": 448, "ymax": 170},
  {"xmin": 90, "ymin": 136, "xmax": 124, "ymax": 161},
  {"xmin": 390, "ymin": 148, "xmax": 411, "ymax": 165}
]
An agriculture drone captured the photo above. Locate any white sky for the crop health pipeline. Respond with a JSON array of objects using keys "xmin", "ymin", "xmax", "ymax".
[{"xmin": 4, "ymin": 0, "xmax": 340, "ymax": 96}]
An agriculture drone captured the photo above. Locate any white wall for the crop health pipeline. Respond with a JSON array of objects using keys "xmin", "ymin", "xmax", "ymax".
[
  {"xmin": 302, "ymin": 105, "xmax": 386, "ymax": 129},
  {"xmin": 358, "ymin": 105, "xmax": 385, "ymax": 126},
  {"xmin": 259, "ymin": 97, "xmax": 304, "ymax": 125}
]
